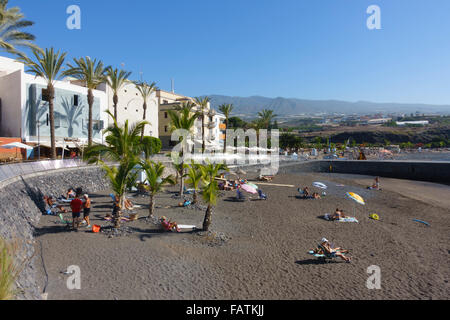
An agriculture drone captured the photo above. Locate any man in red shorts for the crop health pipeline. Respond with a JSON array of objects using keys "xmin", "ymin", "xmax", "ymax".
[{"xmin": 70, "ymin": 192, "xmax": 83, "ymax": 231}]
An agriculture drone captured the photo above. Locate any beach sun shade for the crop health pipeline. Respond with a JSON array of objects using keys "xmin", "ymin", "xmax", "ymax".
[
  {"xmin": 346, "ymin": 192, "xmax": 365, "ymax": 205},
  {"xmin": 246, "ymin": 183, "xmax": 259, "ymax": 190},
  {"xmin": 241, "ymin": 184, "xmax": 258, "ymax": 194},
  {"xmin": 312, "ymin": 182, "xmax": 328, "ymax": 189},
  {"xmin": 0, "ymin": 142, "xmax": 34, "ymax": 150}
]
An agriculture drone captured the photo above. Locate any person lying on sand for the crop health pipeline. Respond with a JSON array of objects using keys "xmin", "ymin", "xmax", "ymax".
[
  {"xmin": 312, "ymin": 192, "xmax": 321, "ymax": 199},
  {"xmin": 303, "ymin": 187, "xmax": 310, "ymax": 198},
  {"xmin": 331, "ymin": 208, "xmax": 347, "ymax": 220},
  {"xmin": 66, "ymin": 188, "xmax": 76, "ymax": 200},
  {"xmin": 160, "ymin": 216, "xmax": 180, "ymax": 232},
  {"xmin": 320, "ymin": 238, "xmax": 351, "ymax": 262},
  {"xmin": 44, "ymin": 196, "xmax": 68, "ymax": 215},
  {"xmin": 367, "ymin": 177, "xmax": 382, "ymax": 190},
  {"xmin": 124, "ymin": 198, "xmax": 134, "ymax": 210},
  {"xmin": 178, "ymin": 200, "xmax": 192, "ymax": 207},
  {"xmin": 258, "ymin": 174, "xmax": 273, "ymax": 182}
]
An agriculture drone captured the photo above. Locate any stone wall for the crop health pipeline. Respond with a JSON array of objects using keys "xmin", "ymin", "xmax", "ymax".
[{"xmin": 0, "ymin": 166, "xmax": 110, "ymax": 300}]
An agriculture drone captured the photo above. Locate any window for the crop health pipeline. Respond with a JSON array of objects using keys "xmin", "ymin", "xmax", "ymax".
[
  {"xmin": 163, "ymin": 100, "xmax": 168, "ymax": 104},
  {"xmin": 164, "ymin": 112, "xmax": 168, "ymax": 119},
  {"xmin": 164, "ymin": 126, "xmax": 168, "ymax": 132},
  {"xmin": 74, "ymin": 94, "xmax": 79, "ymax": 106},
  {"xmin": 42, "ymin": 88, "xmax": 50, "ymax": 102}
]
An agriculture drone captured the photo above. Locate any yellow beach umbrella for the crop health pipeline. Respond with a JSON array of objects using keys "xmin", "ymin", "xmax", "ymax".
[{"xmin": 346, "ymin": 192, "xmax": 365, "ymax": 205}]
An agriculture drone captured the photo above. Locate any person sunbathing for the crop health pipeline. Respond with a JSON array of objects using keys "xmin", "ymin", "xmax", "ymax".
[
  {"xmin": 66, "ymin": 188, "xmax": 76, "ymax": 200},
  {"xmin": 44, "ymin": 196, "xmax": 67, "ymax": 215},
  {"xmin": 160, "ymin": 216, "xmax": 180, "ymax": 232},
  {"xmin": 302, "ymin": 187, "xmax": 310, "ymax": 198},
  {"xmin": 124, "ymin": 198, "xmax": 134, "ymax": 210},
  {"xmin": 320, "ymin": 238, "xmax": 351, "ymax": 262},
  {"xmin": 312, "ymin": 192, "xmax": 321, "ymax": 199},
  {"xmin": 331, "ymin": 208, "xmax": 347, "ymax": 220},
  {"xmin": 258, "ymin": 174, "xmax": 273, "ymax": 182},
  {"xmin": 368, "ymin": 176, "xmax": 381, "ymax": 190}
]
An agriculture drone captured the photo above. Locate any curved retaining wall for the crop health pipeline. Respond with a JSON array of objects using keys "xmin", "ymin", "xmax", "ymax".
[{"xmin": 0, "ymin": 165, "xmax": 110, "ymax": 300}]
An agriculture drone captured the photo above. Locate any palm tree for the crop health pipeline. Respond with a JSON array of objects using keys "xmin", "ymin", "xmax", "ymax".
[
  {"xmin": 199, "ymin": 161, "xmax": 228, "ymax": 231},
  {"xmin": 140, "ymin": 160, "xmax": 175, "ymax": 218},
  {"xmin": 63, "ymin": 57, "xmax": 107, "ymax": 146},
  {"xmin": 16, "ymin": 47, "xmax": 67, "ymax": 159},
  {"xmin": 257, "ymin": 109, "xmax": 277, "ymax": 129},
  {"xmin": 84, "ymin": 111, "xmax": 148, "ymax": 228},
  {"xmin": 185, "ymin": 160, "xmax": 203, "ymax": 204},
  {"xmin": 0, "ymin": 0, "xmax": 38, "ymax": 55},
  {"xmin": 167, "ymin": 102, "xmax": 199, "ymax": 197},
  {"xmin": 218, "ymin": 103, "xmax": 234, "ymax": 153},
  {"xmin": 106, "ymin": 67, "xmax": 132, "ymax": 120},
  {"xmin": 194, "ymin": 96, "xmax": 210, "ymax": 152},
  {"xmin": 134, "ymin": 80, "xmax": 157, "ymax": 141}
]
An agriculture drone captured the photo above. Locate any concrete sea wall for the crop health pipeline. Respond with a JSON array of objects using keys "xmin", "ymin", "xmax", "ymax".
[
  {"xmin": 0, "ymin": 166, "xmax": 110, "ymax": 300},
  {"xmin": 234, "ymin": 159, "xmax": 450, "ymax": 184}
]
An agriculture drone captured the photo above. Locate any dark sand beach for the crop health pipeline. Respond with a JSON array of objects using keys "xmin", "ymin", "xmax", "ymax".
[{"xmin": 34, "ymin": 172, "xmax": 450, "ymax": 300}]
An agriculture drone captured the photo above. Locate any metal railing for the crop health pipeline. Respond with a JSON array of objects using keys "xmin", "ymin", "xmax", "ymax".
[{"xmin": 0, "ymin": 159, "xmax": 88, "ymax": 184}]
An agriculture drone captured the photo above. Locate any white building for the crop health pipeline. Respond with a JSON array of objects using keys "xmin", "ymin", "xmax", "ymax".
[
  {"xmin": 396, "ymin": 121, "xmax": 429, "ymax": 126},
  {"xmin": 99, "ymin": 81, "xmax": 158, "ymax": 138},
  {"xmin": 0, "ymin": 56, "xmax": 108, "ymax": 152}
]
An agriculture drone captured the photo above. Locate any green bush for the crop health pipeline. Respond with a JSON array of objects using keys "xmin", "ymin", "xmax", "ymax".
[{"xmin": 141, "ymin": 136, "xmax": 162, "ymax": 158}]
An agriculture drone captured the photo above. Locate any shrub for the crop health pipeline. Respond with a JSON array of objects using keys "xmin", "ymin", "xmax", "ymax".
[{"xmin": 0, "ymin": 237, "xmax": 27, "ymax": 300}]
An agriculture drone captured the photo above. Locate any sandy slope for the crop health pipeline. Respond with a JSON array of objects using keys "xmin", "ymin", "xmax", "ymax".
[{"xmin": 33, "ymin": 172, "xmax": 450, "ymax": 300}]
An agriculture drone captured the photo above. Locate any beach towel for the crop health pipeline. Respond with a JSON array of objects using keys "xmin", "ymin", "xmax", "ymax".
[
  {"xmin": 323, "ymin": 214, "xmax": 358, "ymax": 223},
  {"xmin": 177, "ymin": 225, "xmax": 197, "ymax": 229}
]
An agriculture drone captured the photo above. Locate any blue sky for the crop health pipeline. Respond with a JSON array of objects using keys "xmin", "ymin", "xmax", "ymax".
[{"xmin": 6, "ymin": 0, "xmax": 450, "ymax": 105}]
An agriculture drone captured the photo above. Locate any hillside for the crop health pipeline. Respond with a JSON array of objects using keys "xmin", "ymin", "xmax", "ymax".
[{"xmin": 208, "ymin": 95, "xmax": 450, "ymax": 117}]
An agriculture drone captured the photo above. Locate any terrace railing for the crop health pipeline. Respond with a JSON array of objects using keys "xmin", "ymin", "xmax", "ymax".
[{"xmin": 0, "ymin": 159, "xmax": 89, "ymax": 184}]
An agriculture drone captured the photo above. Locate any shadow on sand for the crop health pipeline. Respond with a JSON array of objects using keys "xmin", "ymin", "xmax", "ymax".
[{"xmin": 295, "ymin": 259, "xmax": 341, "ymax": 265}]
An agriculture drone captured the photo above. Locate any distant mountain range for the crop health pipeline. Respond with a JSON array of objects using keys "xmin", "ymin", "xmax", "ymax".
[{"xmin": 207, "ymin": 95, "xmax": 450, "ymax": 118}]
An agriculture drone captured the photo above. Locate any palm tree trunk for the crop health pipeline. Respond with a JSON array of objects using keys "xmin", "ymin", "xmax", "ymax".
[
  {"xmin": 202, "ymin": 111, "xmax": 205, "ymax": 152},
  {"xmin": 113, "ymin": 195, "xmax": 124, "ymax": 229},
  {"xmin": 141, "ymin": 102, "xmax": 147, "ymax": 141},
  {"xmin": 87, "ymin": 88, "xmax": 94, "ymax": 146},
  {"xmin": 113, "ymin": 94, "xmax": 118, "ymax": 120},
  {"xmin": 202, "ymin": 204, "xmax": 213, "ymax": 231},
  {"xmin": 193, "ymin": 189, "xmax": 198, "ymax": 204},
  {"xmin": 179, "ymin": 163, "xmax": 184, "ymax": 197},
  {"xmin": 48, "ymin": 84, "xmax": 56, "ymax": 160},
  {"xmin": 148, "ymin": 194, "xmax": 155, "ymax": 218}
]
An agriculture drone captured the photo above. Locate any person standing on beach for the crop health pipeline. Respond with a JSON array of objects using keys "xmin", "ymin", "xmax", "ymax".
[
  {"xmin": 70, "ymin": 192, "xmax": 83, "ymax": 231},
  {"xmin": 83, "ymin": 194, "xmax": 91, "ymax": 228}
]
